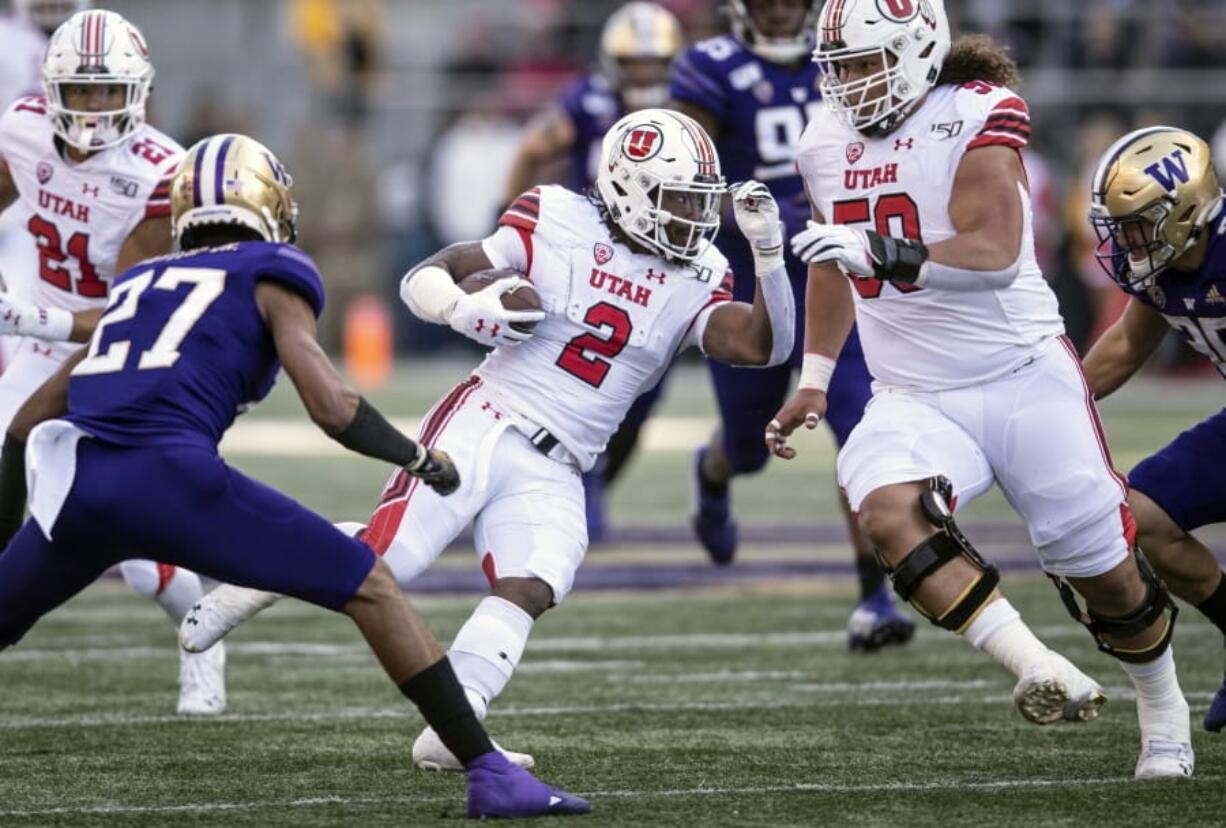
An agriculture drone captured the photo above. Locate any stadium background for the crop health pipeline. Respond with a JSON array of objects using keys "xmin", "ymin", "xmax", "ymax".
[{"xmin": 2, "ymin": 1, "xmax": 1226, "ymax": 825}]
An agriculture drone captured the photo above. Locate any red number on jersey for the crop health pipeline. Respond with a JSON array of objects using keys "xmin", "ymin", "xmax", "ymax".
[
  {"xmin": 831, "ymin": 194, "xmax": 923, "ymax": 299},
  {"xmin": 556, "ymin": 302, "xmax": 633, "ymax": 387},
  {"xmin": 131, "ymin": 136, "xmax": 176, "ymax": 166},
  {"xmin": 27, "ymin": 215, "xmax": 107, "ymax": 297},
  {"xmin": 959, "ymin": 80, "xmax": 997, "ymax": 95}
]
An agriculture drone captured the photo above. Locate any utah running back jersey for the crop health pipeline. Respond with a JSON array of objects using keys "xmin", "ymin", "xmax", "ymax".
[
  {"xmin": 796, "ymin": 82, "xmax": 1064, "ymax": 390},
  {"xmin": 480, "ymin": 185, "xmax": 732, "ymax": 470},
  {"xmin": 0, "ymin": 96, "xmax": 181, "ymax": 336},
  {"xmin": 0, "ymin": 16, "xmax": 46, "ymax": 106},
  {"xmin": 670, "ymin": 34, "xmax": 820, "ymax": 236},
  {"xmin": 1117, "ymin": 207, "xmax": 1226, "ymax": 378},
  {"xmin": 67, "ymin": 241, "xmax": 325, "ymax": 450},
  {"xmin": 557, "ymin": 73, "xmax": 624, "ymax": 191}
]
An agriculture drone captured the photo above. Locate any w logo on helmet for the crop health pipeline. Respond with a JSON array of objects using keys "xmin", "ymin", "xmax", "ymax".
[
  {"xmin": 1144, "ymin": 149, "xmax": 1190, "ymax": 192},
  {"xmin": 623, "ymin": 125, "xmax": 663, "ymax": 161}
]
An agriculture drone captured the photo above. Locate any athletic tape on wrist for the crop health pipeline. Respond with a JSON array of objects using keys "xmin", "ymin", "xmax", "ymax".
[
  {"xmin": 798, "ymin": 353, "xmax": 836, "ymax": 392},
  {"xmin": 402, "ymin": 265, "xmax": 463, "ymax": 324}
]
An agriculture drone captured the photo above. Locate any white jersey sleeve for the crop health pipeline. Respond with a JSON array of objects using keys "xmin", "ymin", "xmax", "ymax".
[
  {"xmin": 481, "ymin": 225, "xmax": 529, "ymax": 273},
  {"xmin": 678, "ymin": 263, "xmax": 733, "ymax": 354},
  {"xmin": 795, "ymin": 83, "xmax": 1062, "ymax": 391}
]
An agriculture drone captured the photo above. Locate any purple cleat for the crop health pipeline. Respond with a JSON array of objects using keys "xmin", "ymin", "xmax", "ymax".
[
  {"xmin": 690, "ymin": 447, "xmax": 737, "ymax": 565},
  {"xmin": 847, "ymin": 585, "xmax": 916, "ymax": 652},
  {"xmin": 465, "ymin": 751, "xmax": 591, "ymax": 819},
  {"xmin": 581, "ymin": 466, "xmax": 607, "ymax": 544},
  {"xmin": 1205, "ymin": 670, "xmax": 1226, "ymax": 733}
]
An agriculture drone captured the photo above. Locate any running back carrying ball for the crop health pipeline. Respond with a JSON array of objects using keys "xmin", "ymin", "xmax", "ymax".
[{"xmin": 458, "ymin": 268, "xmax": 542, "ymax": 334}]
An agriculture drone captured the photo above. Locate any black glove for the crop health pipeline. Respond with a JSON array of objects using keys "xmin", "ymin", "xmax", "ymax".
[
  {"xmin": 407, "ymin": 447, "xmax": 460, "ymax": 496},
  {"xmin": 864, "ymin": 229, "xmax": 929, "ymax": 283}
]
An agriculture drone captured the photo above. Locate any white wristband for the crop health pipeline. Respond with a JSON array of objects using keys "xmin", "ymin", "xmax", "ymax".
[
  {"xmin": 20, "ymin": 306, "xmax": 73, "ymax": 342},
  {"xmin": 797, "ymin": 353, "xmax": 836, "ymax": 392},
  {"xmin": 401, "ymin": 265, "xmax": 463, "ymax": 325}
]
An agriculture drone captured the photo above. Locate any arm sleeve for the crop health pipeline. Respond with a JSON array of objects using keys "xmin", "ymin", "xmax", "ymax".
[
  {"xmin": 963, "ymin": 87, "xmax": 1031, "ymax": 153},
  {"xmin": 143, "ymin": 160, "xmax": 178, "ymax": 220},
  {"xmin": 669, "ymin": 47, "xmax": 730, "ymax": 121},
  {"xmin": 258, "ymin": 245, "xmax": 327, "ymax": 317}
]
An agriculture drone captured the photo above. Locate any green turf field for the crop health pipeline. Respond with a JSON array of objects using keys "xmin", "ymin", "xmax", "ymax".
[{"xmin": 1, "ymin": 365, "xmax": 1224, "ymax": 826}]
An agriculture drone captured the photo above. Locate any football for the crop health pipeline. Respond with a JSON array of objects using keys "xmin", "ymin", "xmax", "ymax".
[{"xmin": 458, "ymin": 268, "xmax": 542, "ymax": 334}]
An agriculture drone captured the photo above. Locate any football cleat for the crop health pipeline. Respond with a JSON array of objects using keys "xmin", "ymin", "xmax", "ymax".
[
  {"xmin": 581, "ymin": 466, "xmax": 607, "ymax": 544},
  {"xmin": 847, "ymin": 585, "xmax": 916, "ymax": 652},
  {"xmin": 1204, "ymin": 670, "xmax": 1226, "ymax": 733},
  {"xmin": 1012, "ymin": 653, "xmax": 1107, "ymax": 725},
  {"xmin": 176, "ymin": 640, "xmax": 226, "ymax": 715},
  {"xmin": 412, "ymin": 726, "xmax": 535, "ymax": 773},
  {"xmin": 465, "ymin": 751, "xmax": 590, "ymax": 819},
  {"xmin": 1135, "ymin": 740, "xmax": 1194, "ymax": 780},
  {"xmin": 690, "ymin": 447, "xmax": 737, "ymax": 565},
  {"xmin": 179, "ymin": 586, "xmax": 282, "ymax": 653}
]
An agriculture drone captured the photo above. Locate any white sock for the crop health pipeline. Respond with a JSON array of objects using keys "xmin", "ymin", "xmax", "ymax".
[
  {"xmin": 961, "ymin": 598, "xmax": 1051, "ymax": 679},
  {"xmin": 119, "ymin": 561, "xmax": 202, "ymax": 626},
  {"xmin": 448, "ymin": 596, "xmax": 534, "ymax": 721},
  {"xmin": 1121, "ymin": 647, "xmax": 1187, "ymax": 733}
]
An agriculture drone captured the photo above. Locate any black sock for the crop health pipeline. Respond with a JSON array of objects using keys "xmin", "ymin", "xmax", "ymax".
[
  {"xmin": 856, "ymin": 553, "xmax": 886, "ymax": 601},
  {"xmin": 399, "ymin": 658, "xmax": 493, "ymax": 765},
  {"xmin": 698, "ymin": 455, "xmax": 728, "ymax": 493},
  {"xmin": 1196, "ymin": 574, "xmax": 1226, "ymax": 638}
]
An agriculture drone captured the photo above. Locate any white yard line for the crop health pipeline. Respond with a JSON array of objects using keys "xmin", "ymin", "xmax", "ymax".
[{"xmin": 0, "ymin": 774, "xmax": 1215, "ymax": 818}]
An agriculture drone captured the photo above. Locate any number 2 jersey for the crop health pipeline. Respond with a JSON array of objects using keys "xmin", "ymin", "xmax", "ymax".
[
  {"xmin": 796, "ymin": 82, "xmax": 1064, "ymax": 390},
  {"xmin": 0, "ymin": 95, "xmax": 182, "ymax": 351},
  {"xmin": 67, "ymin": 241, "xmax": 324, "ymax": 450},
  {"xmin": 479, "ymin": 185, "xmax": 732, "ymax": 471}
]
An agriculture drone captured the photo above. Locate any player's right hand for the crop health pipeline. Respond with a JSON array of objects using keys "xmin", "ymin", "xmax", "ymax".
[
  {"xmin": 765, "ymin": 389, "xmax": 827, "ymax": 460},
  {"xmin": 407, "ymin": 447, "xmax": 460, "ymax": 496},
  {"xmin": 449, "ymin": 279, "xmax": 545, "ymax": 347},
  {"xmin": 0, "ymin": 290, "xmax": 36, "ymax": 336},
  {"xmin": 730, "ymin": 181, "xmax": 784, "ymax": 271}
]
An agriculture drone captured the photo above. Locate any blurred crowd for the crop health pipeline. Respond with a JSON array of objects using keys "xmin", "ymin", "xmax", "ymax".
[{"xmin": 101, "ymin": 0, "xmax": 1226, "ymax": 366}]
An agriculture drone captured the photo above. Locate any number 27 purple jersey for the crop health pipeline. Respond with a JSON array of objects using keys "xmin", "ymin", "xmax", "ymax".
[{"xmin": 67, "ymin": 241, "xmax": 325, "ymax": 450}]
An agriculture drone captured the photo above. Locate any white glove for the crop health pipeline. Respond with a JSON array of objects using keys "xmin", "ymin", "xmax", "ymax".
[
  {"xmin": 449, "ymin": 278, "xmax": 544, "ymax": 347},
  {"xmin": 731, "ymin": 180, "xmax": 784, "ymax": 274},
  {"xmin": 0, "ymin": 292, "xmax": 73, "ymax": 341},
  {"xmin": 790, "ymin": 222, "xmax": 875, "ymax": 277}
]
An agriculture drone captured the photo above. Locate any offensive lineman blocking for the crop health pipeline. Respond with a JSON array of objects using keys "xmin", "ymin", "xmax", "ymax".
[
  {"xmin": 182, "ymin": 108, "xmax": 796, "ymax": 772},
  {"xmin": 771, "ymin": 0, "xmax": 1193, "ymax": 778}
]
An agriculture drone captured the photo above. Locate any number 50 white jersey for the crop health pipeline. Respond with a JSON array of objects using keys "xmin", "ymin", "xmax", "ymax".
[
  {"xmin": 478, "ymin": 185, "xmax": 732, "ymax": 471},
  {"xmin": 796, "ymin": 82, "xmax": 1063, "ymax": 391}
]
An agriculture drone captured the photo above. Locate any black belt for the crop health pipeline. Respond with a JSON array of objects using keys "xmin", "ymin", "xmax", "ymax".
[{"xmin": 529, "ymin": 427, "xmax": 560, "ymax": 455}]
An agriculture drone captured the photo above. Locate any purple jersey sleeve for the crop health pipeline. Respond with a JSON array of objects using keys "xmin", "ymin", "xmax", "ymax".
[
  {"xmin": 669, "ymin": 40, "xmax": 733, "ymax": 121},
  {"xmin": 257, "ymin": 244, "xmax": 326, "ymax": 318}
]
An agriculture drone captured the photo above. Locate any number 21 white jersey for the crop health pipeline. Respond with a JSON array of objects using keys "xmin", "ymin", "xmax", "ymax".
[{"xmin": 796, "ymin": 82, "xmax": 1064, "ymax": 390}]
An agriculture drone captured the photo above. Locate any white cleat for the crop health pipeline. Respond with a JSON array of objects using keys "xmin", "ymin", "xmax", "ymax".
[
  {"xmin": 411, "ymin": 726, "xmax": 535, "ymax": 772},
  {"xmin": 176, "ymin": 641, "xmax": 226, "ymax": 715},
  {"xmin": 1013, "ymin": 653, "xmax": 1107, "ymax": 725},
  {"xmin": 179, "ymin": 586, "xmax": 282, "ymax": 653},
  {"xmin": 1135, "ymin": 740, "xmax": 1194, "ymax": 779}
]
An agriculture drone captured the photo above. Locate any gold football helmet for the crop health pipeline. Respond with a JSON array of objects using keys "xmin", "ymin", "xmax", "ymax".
[
  {"xmin": 599, "ymin": 1, "xmax": 684, "ymax": 110},
  {"xmin": 171, "ymin": 133, "xmax": 298, "ymax": 247},
  {"xmin": 1090, "ymin": 126, "xmax": 1223, "ymax": 287}
]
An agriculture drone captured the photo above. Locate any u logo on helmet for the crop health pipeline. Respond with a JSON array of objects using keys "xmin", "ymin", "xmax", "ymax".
[
  {"xmin": 623, "ymin": 125, "xmax": 663, "ymax": 162},
  {"xmin": 876, "ymin": 0, "xmax": 919, "ymax": 23}
]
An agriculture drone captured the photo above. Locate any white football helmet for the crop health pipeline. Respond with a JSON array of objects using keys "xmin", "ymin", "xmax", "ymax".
[
  {"xmin": 725, "ymin": 0, "xmax": 820, "ymax": 64},
  {"xmin": 13, "ymin": 0, "xmax": 90, "ymax": 33},
  {"xmin": 42, "ymin": 9, "xmax": 154, "ymax": 152},
  {"xmin": 595, "ymin": 108, "xmax": 725, "ymax": 263},
  {"xmin": 813, "ymin": 0, "xmax": 950, "ymax": 136}
]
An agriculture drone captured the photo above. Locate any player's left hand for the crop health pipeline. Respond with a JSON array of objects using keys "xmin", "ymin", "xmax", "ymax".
[
  {"xmin": 406, "ymin": 447, "xmax": 460, "ymax": 496},
  {"xmin": 0, "ymin": 291, "xmax": 37, "ymax": 336},
  {"xmin": 730, "ymin": 181, "xmax": 783, "ymax": 251},
  {"xmin": 791, "ymin": 222, "xmax": 929, "ymax": 283}
]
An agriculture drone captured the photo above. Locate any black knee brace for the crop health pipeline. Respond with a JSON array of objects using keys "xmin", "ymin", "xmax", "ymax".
[
  {"xmin": 879, "ymin": 476, "xmax": 1000, "ymax": 633},
  {"xmin": 1048, "ymin": 547, "xmax": 1178, "ymax": 664}
]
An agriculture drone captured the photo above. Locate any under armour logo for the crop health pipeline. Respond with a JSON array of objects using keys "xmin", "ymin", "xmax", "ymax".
[
  {"xmin": 81, "ymin": 182, "xmax": 100, "ymax": 196},
  {"xmin": 894, "ymin": 138, "xmax": 914, "ymax": 151},
  {"xmin": 645, "ymin": 268, "xmax": 666, "ymax": 284},
  {"xmin": 481, "ymin": 401, "xmax": 503, "ymax": 420},
  {"xmin": 474, "ymin": 319, "xmax": 500, "ymax": 337}
]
